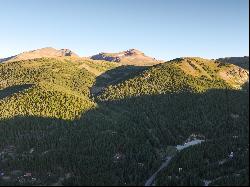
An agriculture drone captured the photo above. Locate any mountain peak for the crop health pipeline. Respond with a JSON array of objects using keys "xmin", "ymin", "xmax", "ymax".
[
  {"xmin": 0, "ymin": 47, "xmax": 79, "ymax": 63},
  {"xmin": 91, "ymin": 49, "xmax": 162, "ymax": 66},
  {"xmin": 124, "ymin": 49, "xmax": 144, "ymax": 56}
]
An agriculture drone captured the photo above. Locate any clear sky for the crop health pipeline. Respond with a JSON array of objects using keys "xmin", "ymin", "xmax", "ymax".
[{"xmin": 0, "ymin": 0, "xmax": 249, "ymax": 60}]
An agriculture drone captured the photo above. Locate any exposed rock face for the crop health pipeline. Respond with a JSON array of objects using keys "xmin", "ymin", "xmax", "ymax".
[
  {"xmin": 90, "ymin": 49, "xmax": 163, "ymax": 66},
  {"xmin": 91, "ymin": 53, "xmax": 121, "ymax": 62},
  {"xmin": 124, "ymin": 49, "xmax": 144, "ymax": 56},
  {"xmin": 59, "ymin": 49, "xmax": 78, "ymax": 57},
  {"xmin": 0, "ymin": 47, "xmax": 79, "ymax": 63}
]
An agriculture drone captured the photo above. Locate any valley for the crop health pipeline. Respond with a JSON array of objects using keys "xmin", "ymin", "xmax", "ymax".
[{"xmin": 0, "ymin": 48, "xmax": 249, "ymax": 186}]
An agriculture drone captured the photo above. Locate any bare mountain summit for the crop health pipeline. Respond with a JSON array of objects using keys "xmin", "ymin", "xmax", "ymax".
[
  {"xmin": 90, "ymin": 49, "xmax": 163, "ymax": 66},
  {"xmin": 0, "ymin": 47, "xmax": 79, "ymax": 63}
]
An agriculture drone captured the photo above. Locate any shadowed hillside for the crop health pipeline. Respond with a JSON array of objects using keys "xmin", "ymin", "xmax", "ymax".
[
  {"xmin": 0, "ymin": 55, "xmax": 249, "ymax": 186},
  {"xmin": 217, "ymin": 56, "xmax": 249, "ymax": 70},
  {"xmin": 91, "ymin": 65, "xmax": 148, "ymax": 95},
  {"xmin": 0, "ymin": 87, "xmax": 248, "ymax": 186},
  {"xmin": 0, "ymin": 84, "xmax": 33, "ymax": 100}
]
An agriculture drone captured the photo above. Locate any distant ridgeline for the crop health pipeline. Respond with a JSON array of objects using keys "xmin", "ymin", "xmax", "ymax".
[
  {"xmin": 90, "ymin": 48, "xmax": 163, "ymax": 66},
  {"xmin": 0, "ymin": 47, "xmax": 79, "ymax": 63},
  {"xmin": 0, "ymin": 49, "xmax": 249, "ymax": 186},
  {"xmin": 217, "ymin": 56, "xmax": 249, "ymax": 70}
]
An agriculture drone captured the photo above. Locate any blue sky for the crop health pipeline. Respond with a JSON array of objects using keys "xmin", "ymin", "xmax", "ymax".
[{"xmin": 0, "ymin": 0, "xmax": 249, "ymax": 60}]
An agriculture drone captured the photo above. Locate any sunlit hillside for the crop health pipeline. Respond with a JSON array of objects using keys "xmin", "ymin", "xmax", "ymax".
[
  {"xmin": 0, "ymin": 57, "xmax": 117, "ymax": 120},
  {"xmin": 0, "ymin": 55, "xmax": 248, "ymax": 186},
  {"xmin": 98, "ymin": 57, "xmax": 249, "ymax": 101}
]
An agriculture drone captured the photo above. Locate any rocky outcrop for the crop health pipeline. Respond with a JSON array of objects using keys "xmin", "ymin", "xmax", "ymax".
[
  {"xmin": 58, "ymin": 48, "xmax": 78, "ymax": 57},
  {"xmin": 90, "ymin": 49, "xmax": 163, "ymax": 66},
  {"xmin": 91, "ymin": 53, "xmax": 121, "ymax": 62}
]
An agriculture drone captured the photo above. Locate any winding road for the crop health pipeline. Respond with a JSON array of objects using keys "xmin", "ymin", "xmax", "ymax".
[
  {"xmin": 145, "ymin": 139, "xmax": 204, "ymax": 186},
  {"xmin": 145, "ymin": 156, "xmax": 173, "ymax": 186}
]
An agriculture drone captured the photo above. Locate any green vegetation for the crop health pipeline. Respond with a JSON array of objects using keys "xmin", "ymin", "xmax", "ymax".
[
  {"xmin": 156, "ymin": 125, "xmax": 249, "ymax": 186},
  {"xmin": 0, "ymin": 57, "xmax": 117, "ymax": 120},
  {"xmin": 98, "ymin": 59, "xmax": 233, "ymax": 101},
  {"xmin": 0, "ymin": 83, "xmax": 95, "ymax": 120},
  {"xmin": 0, "ymin": 57, "xmax": 248, "ymax": 186},
  {"xmin": 0, "ymin": 58, "xmax": 97, "ymax": 95}
]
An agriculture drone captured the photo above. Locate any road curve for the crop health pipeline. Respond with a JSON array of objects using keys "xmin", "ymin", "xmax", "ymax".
[{"xmin": 145, "ymin": 156, "xmax": 173, "ymax": 186}]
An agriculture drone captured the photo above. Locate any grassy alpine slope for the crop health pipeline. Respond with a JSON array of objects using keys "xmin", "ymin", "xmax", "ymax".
[{"xmin": 0, "ymin": 56, "xmax": 249, "ymax": 186}]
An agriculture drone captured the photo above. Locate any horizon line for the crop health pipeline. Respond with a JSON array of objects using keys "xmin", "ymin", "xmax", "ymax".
[{"xmin": 0, "ymin": 46, "xmax": 249, "ymax": 61}]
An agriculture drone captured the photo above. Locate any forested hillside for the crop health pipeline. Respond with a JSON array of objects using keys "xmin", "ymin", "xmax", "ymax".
[
  {"xmin": 98, "ymin": 57, "xmax": 248, "ymax": 101},
  {"xmin": 0, "ymin": 57, "xmax": 117, "ymax": 120},
  {"xmin": 0, "ymin": 56, "xmax": 249, "ymax": 186}
]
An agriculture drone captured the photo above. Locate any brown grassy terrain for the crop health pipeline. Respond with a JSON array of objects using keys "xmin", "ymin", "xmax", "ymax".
[{"xmin": 90, "ymin": 48, "xmax": 164, "ymax": 66}]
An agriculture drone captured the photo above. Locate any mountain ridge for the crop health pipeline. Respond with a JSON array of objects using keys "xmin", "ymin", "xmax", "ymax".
[
  {"xmin": 216, "ymin": 56, "xmax": 249, "ymax": 70},
  {"xmin": 0, "ymin": 53, "xmax": 249, "ymax": 186},
  {"xmin": 90, "ymin": 48, "xmax": 164, "ymax": 66},
  {"xmin": 97, "ymin": 57, "xmax": 249, "ymax": 101},
  {"xmin": 1, "ymin": 47, "xmax": 249, "ymax": 70},
  {"xmin": 0, "ymin": 47, "xmax": 164, "ymax": 66},
  {"xmin": 0, "ymin": 47, "xmax": 79, "ymax": 63}
]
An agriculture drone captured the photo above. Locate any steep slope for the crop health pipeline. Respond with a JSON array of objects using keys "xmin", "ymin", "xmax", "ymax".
[
  {"xmin": 90, "ymin": 49, "xmax": 163, "ymax": 66},
  {"xmin": 0, "ymin": 55, "xmax": 248, "ymax": 186},
  {"xmin": 217, "ymin": 56, "xmax": 249, "ymax": 70},
  {"xmin": 0, "ymin": 57, "xmax": 117, "ymax": 120},
  {"xmin": 0, "ymin": 47, "xmax": 79, "ymax": 63},
  {"xmin": 98, "ymin": 57, "xmax": 249, "ymax": 101}
]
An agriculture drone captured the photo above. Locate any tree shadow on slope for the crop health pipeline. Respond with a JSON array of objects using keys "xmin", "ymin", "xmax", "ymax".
[
  {"xmin": 0, "ymin": 84, "xmax": 34, "ymax": 100},
  {"xmin": 216, "ymin": 57, "xmax": 249, "ymax": 70},
  {"xmin": 90, "ymin": 65, "xmax": 148, "ymax": 96},
  {"xmin": 0, "ymin": 87, "xmax": 248, "ymax": 186},
  {"xmin": 83, "ymin": 88, "xmax": 249, "ymax": 145}
]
